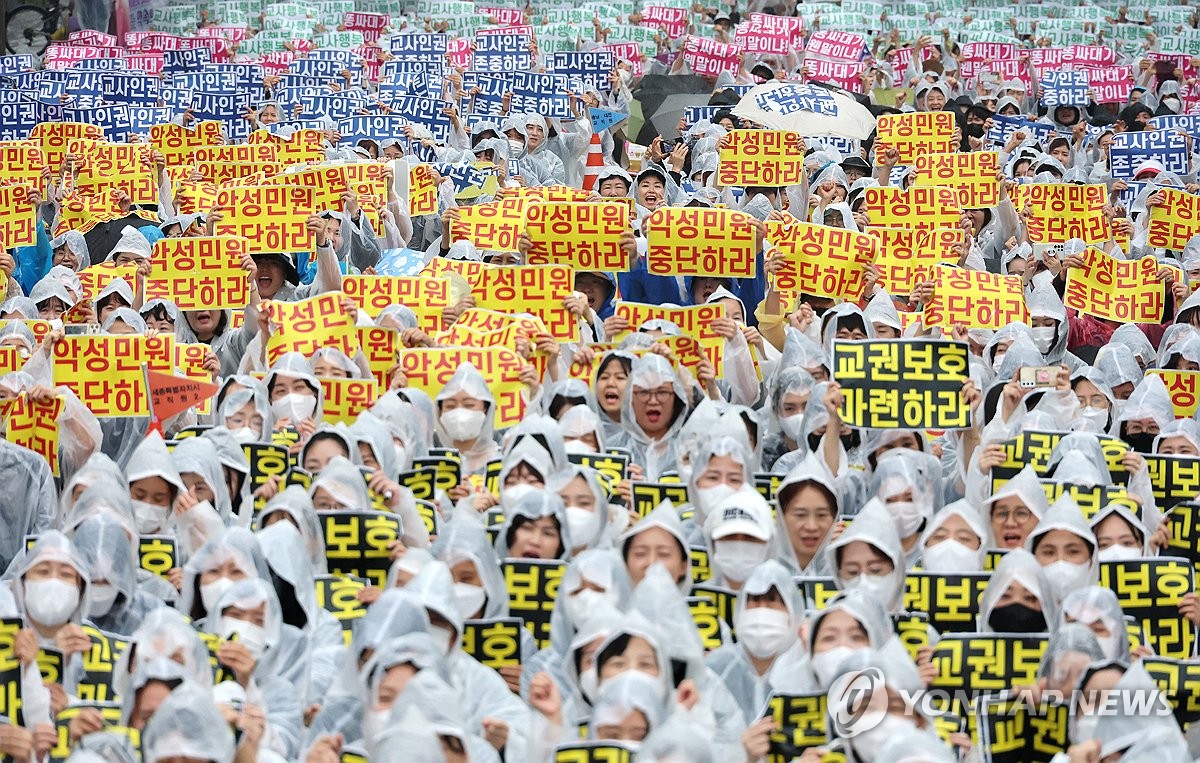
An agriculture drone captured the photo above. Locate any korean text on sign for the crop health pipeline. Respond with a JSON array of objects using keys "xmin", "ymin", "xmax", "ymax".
[
  {"xmin": 143, "ymin": 236, "xmax": 250, "ymax": 311},
  {"xmin": 766, "ymin": 219, "xmax": 876, "ymax": 300},
  {"xmin": 214, "ymin": 185, "xmax": 314, "ymax": 254},
  {"xmin": 717, "ymin": 130, "xmax": 805, "ymax": 187},
  {"xmin": 1063, "ymin": 247, "xmax": 1164, "ymax": 324},
  {"xmin": 911, "ymin": 151, "xmax": 1000, "ymax": 209},
  {"xmin": 644, "ymin": 207, "xmax": 757, "ymax": 278},
  {"xmin": 523, "ymin": 202, "xmax": 630, "ymax": 272},
  {"xmin": 874, "ymin": 112, "xmax": 957, "ymax": 166},
  {"xmin": 833, "ymin": 339, "xmax": 971, "ymax": 429},
  {"xmin": 923, "ymin": 266, "xmax": 1030, "ymax": 329}
]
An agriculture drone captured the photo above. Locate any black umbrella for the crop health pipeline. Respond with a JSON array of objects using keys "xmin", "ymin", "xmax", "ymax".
[
  {"xmin": 632, "ymin": 73, "xmax": 713, "ymax": 145},
  {"xmin": 83, "ymin": 213, "xmax": 158, "ymax": 266}
]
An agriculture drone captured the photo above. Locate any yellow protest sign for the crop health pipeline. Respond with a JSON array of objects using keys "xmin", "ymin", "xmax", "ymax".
[
  {"xmin": 453, "ymin": 308, "xmax": 549, "ymax": 338},
  {"xmin": 863, "ymin": 185, "xmax": 961, "ymax": 234},
  {"xmin": 766, "ymin": 217, "xmax": 876, "ymax": 299},
  {"xmin": 0, "ymin": 184, "xmax": 36, "ymax": 247},
  {"xmin": 0, "ymin": 143, "xmax": 46, "ymax": 189},
  {"xmin": 717, "ymin": 129, "xmax": 804, "ymax": 186},
  {"xmin": 868, "ymin": 227, "xmax": 964, "ymax": 295},
  {"xmin": 199, "ymin": 162, "xmax": 285, "ymax": 185},
  {"xmin": 409, "ymin": 164, "xmax": 437, "ymax": 216},
  {"xmin": 449, "ymin": 197, "xmax": 528, "ymax": 251},
  {"xmin": 912, "ymin": 151, "xmax": 1000, "ymax": 209},
  {"xmin": 471, "ymin": 265, "xmax": 576, "ymax": 341},
  {"xmin": 67, "ymin": 138, "xmax": 158, "ymax": 206},
  {"xmin": 874, "ymin": 111, "xmax": 956, "ymax": 165},
  {"xmin": 645, "ymin": 207, "xmax": 757, "ymax": 278},
  {"xmin": 923, "ymin": 266, "xmax": 1030, "ymax": 329},
  {"xmin": 248, "ymin": 128, "xmax": 326, "ymax": 166},
  {"xmin": 358, "ymin": 326, "xmax": 400, "ymax": 390},
  {"xmin": 51, "ymin": 335, "xmax": 172, "ymax": 417},
  {"xmin": 193, "ymin": 144, "xmax": 278, "ymax": 165},
  {"xmin": 55, "ymin": 190, "xmax": 123, "ymax": 236},
  {"xmin": 612, "ymin": 301, "xmax": 726, "ymax": 370},
  {"xmin": 30, "ymin": 121, "xmax": 103, "ymax": 172},
  {"xmin": 496, "ymin": 185, "xmax": 591, "ymax": 202},
  {"xmin": 398, "ymin": 347, "xmax": 528, "ymax": 428},
  {"xmin": 1064, "ymin": 246, "xmax": 1163, "ymax": 324},
  {"xmin": 1024, "ymin": 184, "xmax": 1112, "ymax": 244},
  {"xmin": 173, "ymin": 180, "xmax": 220, "ymax": 215},
  {"xmin": 1148, "ymin": 189, "xmax": 1200, "ymax": 252},
  {"xmin": 1146, "ymin": 370, "xmax": 1200, "ymax": 419},
  {"xmin": 524, "ymin": 201, "xmax": 629, "ymax": 271},
  {"xmin": 0, "ymin": 346, "xmax": 24, "ymax": 377},
  {"xmin": 2, "ymin": 394, "xmax": 64, "ymax": 476},
  {"xmin": 150, "ymin": 121, "xmax": 224, "ymax": 166},
  {"xmin": 214, "ymin": 185, "xmax": 314, "ymax": 254},
  {"xmin": 144, "ymin": 236, "xmax": 250, "ymax": 311},
  {"xmin": 341, "ymin": 275, "xmax": 450, "ymax": 333},
  {"xmin": 319, "ymin": 377, "xmax": 378, "ymax": 424},
  {"xmin": 265, "ymin": 293, "xmax": 359, "ymax": 366},
  {"xmin": 262, "ymin": 164, "xmax": 376, "ymax": 215},
  {"xmin": 421, "ymin": 257, "xmax": 485, "ymax": 285}
]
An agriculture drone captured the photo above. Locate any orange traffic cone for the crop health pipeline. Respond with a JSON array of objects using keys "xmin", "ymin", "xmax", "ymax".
[{"xmin": 582, "ymin": 132, "xmax": 604, "ymax": 191}]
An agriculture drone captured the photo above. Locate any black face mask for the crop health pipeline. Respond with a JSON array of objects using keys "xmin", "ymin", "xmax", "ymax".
[
  {"xmin": 807, "ymin": 432, "xmax": 822, "ymax": 452},
  {"xmin": 1122, "ymin": 431, "xmax": 1156, "ymax": 454},
  {"xmin": 988, "ymin": 603, "xmax": 1047, "ymax": 634}
]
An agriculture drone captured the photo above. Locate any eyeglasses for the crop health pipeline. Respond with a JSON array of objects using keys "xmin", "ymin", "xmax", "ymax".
[
  {"xmin": 993, "ymin": 508, "xmax": 1034, "ymax": 523},
  {"xmin": 633, "ymin": 388, "xmax": 674, "ymax": 402}
]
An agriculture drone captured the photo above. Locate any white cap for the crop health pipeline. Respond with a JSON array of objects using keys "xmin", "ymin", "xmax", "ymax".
[
  {"xmin": 1134, "ymin": 159, "xmax": 1165, "ymax": 179},
  {"xmin": 707, "ymin": 489, "xmax": 772, "ymax": 541}
]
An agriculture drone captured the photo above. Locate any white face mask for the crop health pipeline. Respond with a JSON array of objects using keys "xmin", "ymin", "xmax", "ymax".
[
  {"xmin": 850, "ymin": 714, "xmax": 917, "ymax": 762},
  {"xmin": 501, "ymin": 482, "xmax": 536, "ymax": 507},
  {"xmin": 218, "ymin": 617, "xmax": 268, "ymax": 660},
  {"xmin": 228, "ymin": 426, "xmax": 259, "ymax": 444},
  {"xmin": 565, "ymin": 506, "xmax": 598, "ymax": 548},
  {"xmin": 88, "ymin": 582, "xmax": 119, "ymax": 618},
  {"xmin": 392, "ymin": 443, "xmax": 408, "ymax": 467},
  {"xmin": 200, "ymin": 577, "xmax": 237, "ymax": 614},
  {"xmin": 563, "ymin": 439, "xmax": 594, "ymax": 455},
  {"xmin": 810, "ymin": 644, "xmax": 858, "ymax": 687},
  {"xmin": 270, "ymin": 392, "xmax": 316, "ymax": 423},
  {"xmin": 992, "ymin": 352, "xmax": 1006, "ymax": 373},
  {"xmin": 132, "ymin": 499, "xmax": 169, "ymax": 534},
  {"xmin": 564, "ymin": 588, "xmax": 614, "ymax": 624},
  {"xmin": 428, "ymin": 625, "xmax": 455, "ymax": 656},
  {"xmin": 715, "ymin": 539, "xmax": 768, "ymax": 582},
  {"xmin": 1095, "ymin": 632, "xmax": 1122, "ymax": 660},
  {"xmin": 886, "ymin": 500, "xmax": 924, "ymax": 538},
  {"xmin": 1097, "ymin": 544, "xmax": 1140, "ymax": 562},
  {"xmin": 779, "ymin": 413, "xmax": 804, "ymax": 443},
  {"xmin": 1163, "ymin": 96, "xmax": 1182, "ymax": 113},
  {"xmin": 735, "ymin": 607, "xmax": 793, "ymax": 659},
  {"xmin": 453, "ymin": 583, "xmax": 486, "ymax": 620},
  {"xmin": 440, "ymin": 408, "xmax": 486, "ymax": 442},
  {"xmin": 1031, "ymin": 325, "xmax": 1056, "ymax": 354},
  {"xmin": 1076, "ymin": 406, "xmax": 1109, "ymax": 433},
  {"xmin": 24, "ymin": 579, "xmax": 79, "ymax": 626},
  {"xmin": 579, "ymin": 665, "xmax": 600, "ymax": 702},
  {"xmin": 694, "ymin": 483, "xmax": 738, "ymax": 521},
  {"xmin": 843, "ymin": 573, "xmax": 898, "ymax": 606},
  {"xmin": 363, "ymin": 708, "xmax": 391, "ymax": 743},
  {"xmin": 1043, "ymin": 559, "xmax": 1092, "ymax": 602},
  {"xmin": 922, "ymin": 538, "xmax": 983, "ymax": 573}
]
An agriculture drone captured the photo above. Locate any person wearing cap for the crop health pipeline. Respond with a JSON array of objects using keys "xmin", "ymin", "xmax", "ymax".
[
  {"xmin": 840, "ymin": 156, "xmax": 871, "ymax": 184},
  {"xmin": 1133, "ymin": 159, "xmax": 1165, "ymax": 181},
  {"xmin": 702, "ymin": 488, "xmax": 774, "ymax": 592},
  {"xmin": 595, "ymin": 166, "xmax": 632, "ymax": 199}
]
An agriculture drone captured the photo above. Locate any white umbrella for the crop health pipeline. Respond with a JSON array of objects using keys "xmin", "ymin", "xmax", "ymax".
[{"xmin": 732, "ymin": 81, "xmax": 877, "ymax": 141}]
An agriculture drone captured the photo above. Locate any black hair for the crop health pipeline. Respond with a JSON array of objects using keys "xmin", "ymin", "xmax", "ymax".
[
  {"xmin": 505, "ymin": 513, "xmax": 564, "ymax": 558},
  {"xmin": 596, "ymin": 353, "xmax": 633, "ymax": 379},
  {"xmin": 549, "ymin": 394, "xmax": 588, "ymax": 420},
  {"xmin": 142, "ymin": 303, "xmax": 175, "ymax": 325}
]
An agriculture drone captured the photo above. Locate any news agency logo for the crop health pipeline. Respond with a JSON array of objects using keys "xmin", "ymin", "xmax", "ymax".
[{"xmin": 829, "ymin": 667, "xmax": 888, "ymax": 737}]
